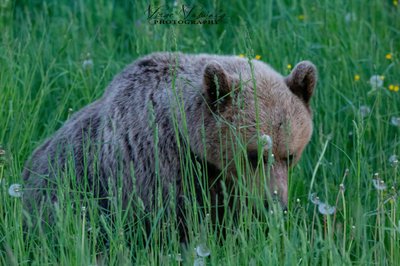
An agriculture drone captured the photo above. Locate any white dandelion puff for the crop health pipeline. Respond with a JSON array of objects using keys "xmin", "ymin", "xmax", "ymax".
[
  {"xmin": 196, "ymin": 243, "xmax": 211, "ymax": 257},
  {"xmin": 344, "ymin": 12, "xmax": 357, "ymax": 23},
  {"xmin": 309, "ymin": 193, "xmax": 320, "ymax": 205},
  {"xmin": 372, "ymin": 178, "xmax": 387, "ymax": 191},
  {"xmin": 359, "ymin": 105, "xmax": 371, "ymax": 118},
  {"xmin": 390, "ymin": 116, "xmax": 400, "ymax": 127},
  {"xmin": 175, "ymin": 253, "xmax": 183, "ymax": 262},
  {"xmin": 8, "ymin": 183, "xmax": 23, "ymax": 198},
  {"xmin": 318, "ymin": 202, "xmax": 336, "ymax": 215},
  {"xmin": 389, "ymin": 155, "xmax": 398, "ymax": 167},
  {"xmin": 369, "ymin": 75, "xmax": 383, "ymax": 88},
  {"xmin": 82, "ymin": 58, "xmax": 94, "ymax": 70},
  {"xmin": 260, "ymin": 134, "xmax": 273, "ymax": 149},
  {"xmin": 167, "ymin": 253, "xmax": 183, "ymax": 262},
  {"xmin": 193, "ymin": 257, "xmax": 205, "ymax": 266}
]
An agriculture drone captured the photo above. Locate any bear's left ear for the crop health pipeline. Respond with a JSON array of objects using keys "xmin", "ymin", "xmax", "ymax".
[
  {"xmin": 203, "ymin": 61, "xmax": 233, "ymax": 110},
  {"xmin": 285, "ymin": 61, "xmax": 317, "ymax": 105}
]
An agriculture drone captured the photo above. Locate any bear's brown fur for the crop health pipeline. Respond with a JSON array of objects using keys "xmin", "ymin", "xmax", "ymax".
[{"xmin": 22, "ymin": 52, "xmax": 317, "ymax": 239}]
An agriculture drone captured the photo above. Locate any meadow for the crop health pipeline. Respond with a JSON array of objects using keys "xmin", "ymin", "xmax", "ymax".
[{"xmin": 0, "ymin": 0, "xmax": 399, "ymax": 265}]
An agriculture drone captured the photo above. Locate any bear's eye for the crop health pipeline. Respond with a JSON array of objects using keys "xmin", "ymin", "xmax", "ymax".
[
  {"xmin": 247, "ymin": 151, "xmax": 266, "ymax": 169},
  {"xmin": 285, "ymin": 154, "xmax": 295, "ymax": 165}
]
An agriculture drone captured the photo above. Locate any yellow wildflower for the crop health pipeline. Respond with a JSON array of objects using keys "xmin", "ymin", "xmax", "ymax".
[
  {"xmin": 255, "ymin": 55, "xmax": 261, "ymax": 60},
  {"xmin": 287, "ymin": 64, "xmax": 292, "ymax": 70},
  {"xmin": 395, "ymin": 85, "xmax": 399, "ymax": 92},
  {"xmin": 389, "ymin": 84, "xmax": 394, "ymax": 91},
  {"xmin": 386, "ymin": 53, "xmax": 392, "ymax": 60},
  {"xmin": 354, "ymin": 74, "xmax": 360, "ymax": 81},
  {"xmin": 298, "ymin": 15, "xmax": 305, "ymax": 20},
  {"xmin": 394, "ymin": 0, "xmax": 398, "ymax": 6},
  {"xmin": 380, "ymin": 75, "xmax": 385, "ymax": 80},
  {"xmin": 238, "ymin": 54, "xmax": 245, "ymax": 58}
]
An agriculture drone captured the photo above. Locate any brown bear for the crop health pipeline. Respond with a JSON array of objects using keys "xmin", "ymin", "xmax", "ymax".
[{"xmin": 22, "ymin": 52, "xmax": 317, "ymax": 240}]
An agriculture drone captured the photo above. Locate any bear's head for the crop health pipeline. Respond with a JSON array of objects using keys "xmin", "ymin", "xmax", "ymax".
[{"xmin": 199, "ymin": 58, "xmax": 317, "ymax": 208}]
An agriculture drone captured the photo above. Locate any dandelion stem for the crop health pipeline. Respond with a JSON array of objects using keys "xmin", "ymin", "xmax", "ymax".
[
  {"xmin": 310, "ymin": 204, "xmax": 317, "ymax": 250},
  {"xmin": 308, "ymin": 137, "xmax": 330, "ymax": 206},
  {"xmin": 332, "ymin": 169, "xmax": 348, "ymax": 239}
]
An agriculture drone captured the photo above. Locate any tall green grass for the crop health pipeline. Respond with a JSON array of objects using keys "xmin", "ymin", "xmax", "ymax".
[{"xmin": 1, "ymin": 0, "xmax": 399, "ymax": 265}]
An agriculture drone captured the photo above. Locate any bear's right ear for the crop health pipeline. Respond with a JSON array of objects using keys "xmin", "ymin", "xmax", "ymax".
[
  {"xmin": 285, "ymin": 61, "xmax": 317, "ymax": 106},
  {"xmin": 203, "ymin": 62, "xmax": 232, "ymax": 111}
]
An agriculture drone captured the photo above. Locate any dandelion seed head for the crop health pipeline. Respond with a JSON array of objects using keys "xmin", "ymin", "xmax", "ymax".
[
  {"xmin": 309, "ymin": 193, "xmax": 320, "ymax": 205},
  {"xmin": 8, "ymin": 183, "xmax": 23, "ymax": 198},
  {"xmin": 168, "ymin": 253, "xmax": 183, "ymax": 262},
  {"xmin": 273, "ymin": 190, "xmax": 278, "ymax": 196},
  {"xmin": 260, "ymin": 134, "xmax": 273, "ymax": 149},
  {"xmin": 194, "ymin": 257, "xmax": 205, "ymax": 266},
  {"xmin": 390, "ymin": 116, "xmax": 400, "ymax": 127},
  {"xmin": 82, "ymin": 58, "xmax": 94, "ymax": 70},
  {"xmin": 372, "ymin": 178, "xmax": 387, "ymax": 190},
  {"xmin": 359, "ymin": 105, "xmax": 371, "ymax": 118},
  {"xmin": 296, "ymin": 198, "xmax": 300, "ymax": 203},
  {"xmin": 370, "ymin": 75, "xmax": 384, "ymax": 88},
  {"xmin": 389, "ymin": 155, "xmax": 398, "ymax": 167},
  {"xmin": 318, "ymin": 202, "xmax": 336, "ymax": 215},
  {"xmin": 345, "ymin": 12, "xmax": 357, "ymax": 23},
  {"xmin": 196, "ymin": 243, "xmax": 211, "ymax": 257},
  {"xmin": 339, "ymin": 183, "xmax": 345, "ymax": 191}
]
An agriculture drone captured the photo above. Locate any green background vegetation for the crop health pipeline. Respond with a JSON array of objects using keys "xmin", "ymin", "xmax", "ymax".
[{"xmin": 0, "ymin": 0, "xmax": 399, "ymax": 265}]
